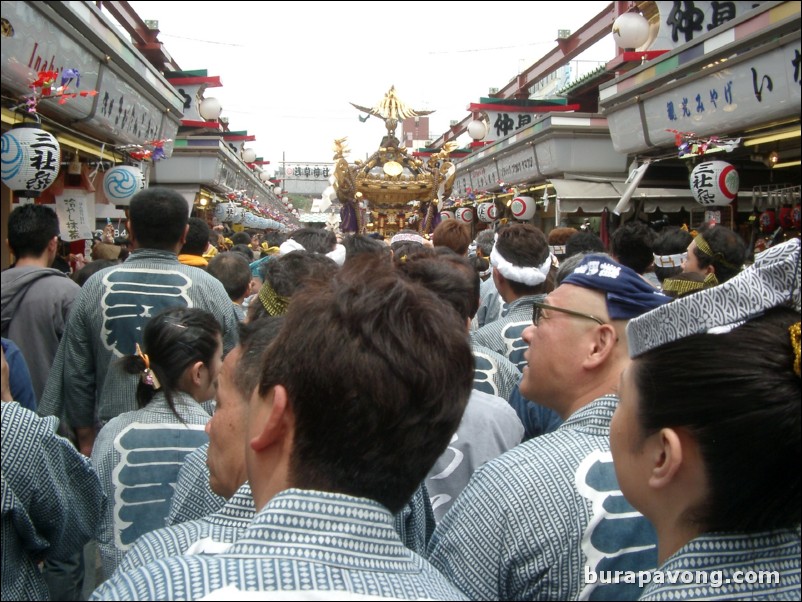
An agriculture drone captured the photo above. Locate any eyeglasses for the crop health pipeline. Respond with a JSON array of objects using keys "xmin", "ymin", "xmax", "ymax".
[{"xmin": 532, "ymin": 301, "xmax": 607, "ymax": 327}]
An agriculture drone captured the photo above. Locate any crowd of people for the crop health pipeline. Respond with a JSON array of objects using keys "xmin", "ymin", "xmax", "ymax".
[{"xmin": 1, "ymin": 186, "xmax": 799, "ymax": 601}]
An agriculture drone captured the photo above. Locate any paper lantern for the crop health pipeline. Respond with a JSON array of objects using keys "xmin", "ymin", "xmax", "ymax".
[
  {"xmin": 241, "ymin": 148, "xmax": 257, "ymax": 163},
  {"xmin": 690, "ymin": 161, "xmax": 739, "ymax": 207},
  {"xmin": 759, "ymin": 208, "xmax": 777, "ymax": 234},
  {"xmin": 510, "ymin": 196, "xmax": 536, "ymax": 220},
  {"xmin": 198, "ymin": 97, "xmax": 222, "ymax": 120},
  {"xmin": 439, "ymin": 210, "xmax": 455, "ymax": 221},
  {"xmin": 467, "ymin": 119, "xmax": 487, "ymax": 141},
  {"xmin": 612, "ymin": 12, "xmax": 650, "ymax": 49},
  {"xmin": 778, "ymin": 205, "xmax": 793, "ymax": 230},
  {"xmin": 214, "ymin": 203, "xmax": 243, "ymax": 224},
  {"xmin": 455, "ymin": 207, "xmax": 474, "ymax": 223},
  {"xmin": 792, "ymin": 204, "xmax": 801, "ymax": 230},
  {"xmin": 103, "ymin": 165, "xmax": 145, "ymax": 206},
  {"xmin": 1, "ymin": 124, "xmax": 61, "ymax": 197},
  {"xmin": 477, "ymin": 202, "xmax": 498, "ymax": 223}
]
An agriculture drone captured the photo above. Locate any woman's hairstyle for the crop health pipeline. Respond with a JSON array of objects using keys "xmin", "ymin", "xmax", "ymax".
[
  {"xmin": 121, "ymin": 306, "xmax": 222, "ymax": 420},
  {"xmin": 632, "ymin": 306, "xmax": 801, "ymax": 532}
]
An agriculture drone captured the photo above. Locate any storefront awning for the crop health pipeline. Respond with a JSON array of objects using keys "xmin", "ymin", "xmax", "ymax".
[{"xmin": 550, "ymin": 179, "xmax": 695, "ymax": 213}]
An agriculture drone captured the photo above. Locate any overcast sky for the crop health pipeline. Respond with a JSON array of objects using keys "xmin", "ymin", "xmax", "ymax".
[{"xmin": 128, "ymin": 1, "xmax": 613, "ymax": 172}]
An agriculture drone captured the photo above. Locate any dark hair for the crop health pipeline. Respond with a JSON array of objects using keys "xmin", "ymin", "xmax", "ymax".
[
  {"xmin": 231, "ymin": 231, "xmax": 252, "ymax": 246},
  {"xmin": 247, "ymin": 251, "xmax": 339, "ymax": 322},
  {"xmin": 257, "ymin": 256, "xmax": 474, "ymax": 513},
  {"xmin": 207, "ymin": 252, "xmax": 252, "ymax": 301},
  {"xmin": 494, "ymin": 223, "xmax": 553, "ymax": 296},
  {"xmin": 72, "ymin": 259, "xmax": 118, "ymax": 287},
  {"xmin": 652, "ymin": 226, "xmax": 693, "ymax": 282},
  {"xmin": 691, "ymin": 224, "xmax": 746, "ymax": 283},
  {"xmin": 632, "ymin": 306, "xmax": 801, "ymax": 531},
  {"xmin": 7, "ymin": 204, "xmax": 59, "ymax": 258},
  {"xmin": 289, "ymin": 227, "xmax": 337, "ymax": 254},
  {"xmin": 342, "ymin": 233, "xmax": 390, "ymax": 261},
  {"xmin": 397, "ymin": 251, "xmax": 479, "ymax": 321},
  {"xmin": 565, "ymin": 230, "xmax": 606, "ymax": 258},
  {"xmin": 390, "ymin": 230, "xmax": 426, "ymax": 256},
  {"xmin": 432, "ymin": 220, "xmax": 471, "ymax": 256},
  {"xmin": 121, "ymin": 306, "xmax": 222, "ymax": 419},
  {"xmin": 230, "ymin": 244, "xmax": 254, "ymax": 262},
  {"xmin": 181, "ymin": 217, "xmax": 210, "ymax": 256},
  {"xmin": 610, "ymin": 221, "xmax": 655, "ymax": 275},
  {"xmin": 128, "ymin": 187, "xmax": 190, "ymax": 250}
]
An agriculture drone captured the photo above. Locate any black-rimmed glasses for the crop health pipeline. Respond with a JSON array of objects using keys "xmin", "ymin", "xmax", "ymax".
[{"xmin": 532, "ymin": 301, "xmax": 607, "ymax": 327}]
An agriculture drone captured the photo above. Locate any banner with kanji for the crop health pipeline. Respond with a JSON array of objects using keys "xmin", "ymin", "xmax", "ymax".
[{"xmin": 56, "ymin": 192, "xmax": 95, "ymax": 241}]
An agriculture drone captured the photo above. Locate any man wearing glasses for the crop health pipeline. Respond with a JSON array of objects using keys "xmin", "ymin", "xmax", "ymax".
[{"xmin": 429, "ymin": 254, "xmax": 671, "ymax": 601}]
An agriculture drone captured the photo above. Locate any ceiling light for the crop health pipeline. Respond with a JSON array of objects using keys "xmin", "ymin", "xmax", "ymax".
[
  {"xmin": 743, "ymin": 129, "xmax": 800, "ymax": 147},
  {"xmin": 772, "ymin": 159, "xmax": 801, "ymax": 169}
]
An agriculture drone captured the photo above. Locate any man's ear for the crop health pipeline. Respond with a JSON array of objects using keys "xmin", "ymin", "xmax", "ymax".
[
  {"xmin": 250, "ymin": 384, "xmax": 291, "ymax": 452},
  {"xmin": 648, "ymin": 427, "xmax": 683, "ymax": 489}
]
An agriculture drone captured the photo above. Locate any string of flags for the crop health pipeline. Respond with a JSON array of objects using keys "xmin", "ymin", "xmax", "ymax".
[
  {"xmin": 25, "ymin": 69, "xmax": 97, "ymax": 113},
  {"xmin": 116, "ymin": 139, "xmax": 171, "ymax": 162},
  {"xmin": 667, "ymin": 129, "xmax": 741, "ymax": 157}
]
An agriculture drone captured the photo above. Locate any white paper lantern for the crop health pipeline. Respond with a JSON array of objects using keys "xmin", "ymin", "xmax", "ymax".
[
  {"xmin": 690, "ymin": 161, "xmax": 739, "ymax": 207},
  {"xmin": 103, "ymin": 165, "xmax": 145, "ymax": 206},
  {"xmin": 1, "ymin": 125, "xmax": 61, "ymax": 197},
  {"xmin": 455, "ymin": 207, "xmax": 474, "ymax": 223},
  {"xmin": 198, "ymin": 97, "xmax": 223, "ymax": 120},
  {"xmin": 241, "ymin": 148, "xmax": 257, "ymax": 163},
  {"xmin": 510, "ymin": 196, "xmax": 536, "ymax": 220},
  {"xmin": 273, "ymin": 186, "xmax": 282, "ymax": 196},
  {"xmin": 467, "ymin": 119, "xmax": 488, "ymax": 141},
  {"xmin": 439, "ymin": 210, "xmax": 455, "ymax": 221},
  {"xmin": 477, "ymin": 202, "xmax": 498, "ymax": 223},
  {"xmin": 214, "ymin": 203, "xmax": 243, "ymax": 223},
  {"xmin": 612, "ymin": 12, "xmax": 650, "ymax": 50},
  {"xmin": 259, "ymin": 171, "xmax": 271, "ymax": 182}
]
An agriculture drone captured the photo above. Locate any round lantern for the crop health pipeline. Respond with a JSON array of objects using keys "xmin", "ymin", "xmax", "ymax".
[
  {"xmin": 759, "ymin": 208, "xmax": 777, "ymax": 234},
  {"xmin": 510, "ymin": 196, "xmax": 536, "ymax": 221},
  {"xmin": 103, "ymin": 165, "xmax": 145, "ymax": 206},
  {"xmin": 792, "ymin": 204, "xmax": 801, "ymax": 230},
  {"xmin": 214, "ymin": 203, "xmax": 243, "ymax": 224},
  {"xmin": 439, "ymin": 210, "xmax": 455, "ymax": 221},
  {"xmin": 467, "ymin": 119, "xmax": 488, "ymax": 141},
  {"xmin": 612, "ymin": 12, "xmax": 650, "ymax": 49},
  {"xmin": 689, "ymin": 161, "xmax": 739, "ymax": 207},
  {"xmin": 455, "ymin": 207, "xmax": 474, "ymax": 223},
  {"xmin": 477, "ymin": 202, "xmax": 498, "ymax": 223},
  {"xmin": 198, "ymin": 97, "xmax": 223, "ymax": 121},
  {"xmin": 273, "ymin": 186, "xmax": 282, "ymax": 196},
  {"xmin": 259, "ymin": 171, "xmax": 271, "ymax": 182},
  {"xmin": 241, "ymin": 148, "xmax": 257, "ymax": 163},
  {"xmin": 1, "ymin": 124, "xmax": 61, "ymax": 197},
  {"xmin": 778, "ymin": 205, "xmax": 793, "ymax": 230}
]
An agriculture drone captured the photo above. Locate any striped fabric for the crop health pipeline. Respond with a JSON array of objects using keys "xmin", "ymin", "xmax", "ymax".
[
  {"xmin": 427, "ymin": 395, "xmax": 658, "ymax": 601},
  {"xmin": 471, "ymin": 294, "xmax": 545, "ymax": 371},
  {"xmin": 91, "ymin": 489, "xmax": 467, "ymax": 601},
  {"xmin": 1, "ymin": 402, "xmax": 104, "ymax": 600}
]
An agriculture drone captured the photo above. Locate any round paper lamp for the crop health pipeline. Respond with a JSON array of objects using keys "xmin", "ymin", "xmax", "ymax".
[
  {"xmin": 510, "ymin": 196, "xmax": 536, "ymax": 220},
  {"xmin": 467, "ymin": 119, "xmax": 488, "ymax": 141},
  {"xmin": 103, "ymin": 165, "xmax": 145, "ymax": 206},
  {"xmin": 455, "ymin": 207, "xmax": 474, "ymax": 223},
  {"xmin": 1, "ymin": 124, "xmax": 61, "ymax": 197},
  {"xmin": 439, "ymin": 210, "xmax": 455, "ymax": 221},
  {"xmin": 612, "ymin": 12, "xmax": 650, "ymax": 49},
  {"xmin": 690, "ymin": 161, "xmax": 739, "ymax": 207},
  {"xmin": 477, "ymin": 202, "xmax": 498, "ymax": 223}
]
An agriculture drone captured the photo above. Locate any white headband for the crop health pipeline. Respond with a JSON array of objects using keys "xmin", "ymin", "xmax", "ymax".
[
  {"xmin": 653, "ymin": 252, "xmax": 687, "ymax": 268},
  {"xmin": 279, "ymin": 238, "xmax": 346, "ymax": 267},
  {"xmin": 490, "ymin": 244, "xmax": 552, "ymax": 286},
  {"xmin": 390, "ymin": 232, "xmax": 427, "ymax": 246}
]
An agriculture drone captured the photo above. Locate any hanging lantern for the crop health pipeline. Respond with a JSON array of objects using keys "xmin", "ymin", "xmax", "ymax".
[
  {"xmin": 198, "ymin": 97, "xmax": 223, "ymax": 121},
  {"xmin": 467, "ymin": 119, "xmax": 488, "ymax": 141},
  {"xmin": 103, "ymin": 165, "xmax": 145, "ymax": 206},
  {"xmin": 792, "ymin": 203, "xmax": 801, "ymax": 230},
  {"xmin": 439, "ymin": 209, "xmax": 455, "ymax": 221},
  {"xmin": 1, "ymin": 124, "xmax": 61, "ymax": 197},
  {"xmin": 259, "ymin": 171, "xmax": 271, "ymax": 182},
  {"xmin": 759, "ymin": 207, "xmax": 777, "ymax": 234},
  {"xmin": 690, "ymin": 161, "xmax": 739, "ymax": 207},
  {"xmin": 455, "ymin": 207, "xmax": 474, "ymax": 223},
  {"xmin": 241, "ymin": 148, "xmax": 257, "ymax": 163},
  {"xmin": 477, "ymin": 202, "xmax": 498, "ymax": 223},
  {"xmin": 778, "ymin": 205, "xmax": 793, "ymax": 230},
  {"xmin": 510, "ymin": 196, "xmax": 536, "ymax": 220}
]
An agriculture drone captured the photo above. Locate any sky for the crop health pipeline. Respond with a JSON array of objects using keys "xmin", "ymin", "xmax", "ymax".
[{"xmin": 127, "ymin": 1, "xmax": 614, "ymax": 173}]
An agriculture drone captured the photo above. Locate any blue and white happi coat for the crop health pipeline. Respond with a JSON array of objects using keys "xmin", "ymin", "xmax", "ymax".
[
  {"xmin": 92, "ymin": 489, "xmax": 467, "ymax": 601},
  {"xmin": 471, "ymin": 294, "xmax": 545, "ymax": 371},
  {"xmin": 427, "ymin": 395, "xmax": 658, "ymax": 601}
]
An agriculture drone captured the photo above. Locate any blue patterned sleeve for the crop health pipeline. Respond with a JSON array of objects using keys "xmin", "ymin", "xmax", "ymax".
[{"xmin": 61, "ymin": 289, "xmax": 99, "ymax": 429}]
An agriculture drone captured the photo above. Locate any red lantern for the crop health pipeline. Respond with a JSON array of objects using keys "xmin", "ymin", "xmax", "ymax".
[
  {"xmin": 759, "ymin": 208, "xmax": 777, "ymax": 233},
  {"xmin": 778, "ymin": 205, "xmax": 793, "ymax": 230}
]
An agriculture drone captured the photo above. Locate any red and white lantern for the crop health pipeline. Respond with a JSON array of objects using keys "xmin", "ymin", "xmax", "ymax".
[
  {"xmin": 690, "ymin": 161, "xmax": 739, "ymax": 207},
  {"xmin": 455, "ymin": 207, "xmax": 474, "ymax": 224},
  {"xmin": 477, "ymin": 202, "xmax": 498, "ymax": 223},
  {"xmin": 439, "ymin": 210, "xmax": 455, "ymax": 221},
  {"xmin": 510, "ymin": 196, "xmax": 536, "ymax": 221}
]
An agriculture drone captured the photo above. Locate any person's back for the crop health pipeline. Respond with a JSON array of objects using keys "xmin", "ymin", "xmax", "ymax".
[
  {"xmin": 38, "ymin": 187, "xmax": 238, "ymax": 456},
  {"xmin": 1, "ymin": 204, "xmax": 80, "ymax": 400}
]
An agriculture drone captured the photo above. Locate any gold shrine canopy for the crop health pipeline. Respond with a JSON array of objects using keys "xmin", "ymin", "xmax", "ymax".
[{"xmin": 333, "ymin": 87, "xmax": 458, "ymax": 210}]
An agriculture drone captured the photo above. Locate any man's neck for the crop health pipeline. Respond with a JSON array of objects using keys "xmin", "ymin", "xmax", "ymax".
[{"xmin": 13, "ymin": 255, "xmax": 50, "ymax": 269}]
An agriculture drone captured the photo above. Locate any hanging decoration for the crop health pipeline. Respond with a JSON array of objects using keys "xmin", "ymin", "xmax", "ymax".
[
  {"xmin": 23, "ymin": 69, "xmax": 97, "ymax": 114},
  {"xmin": 455, "ymin": 207, "xmax": 474, "ymax": 224},
  {"xmin": 477, "ymin": 202, "xmax": 498, "ymax": 223},
  {"xmin": 510, "ymin": 196, "xmax": 536, "ymax": 221},
  {"xmin": 689, "ymin": 160, "xmax": 739, "ymax": 206},
  {"xmin": 103, "ymin": 165, "xmax": 145, "ymax": 206},
  {"xmin": 667, "ymin": 129, "xmax": 741, "ymax": 157},
  {"xmin": 116, "ymin": 139, "xmax": 171, "ymax": 162},
  {"xmin": 439, "ymin": 209, "xmax": 455, "ymax": 221},
  {"xmin": 1, "ymin": 123, "xmax": 61, "ymax": 196}
]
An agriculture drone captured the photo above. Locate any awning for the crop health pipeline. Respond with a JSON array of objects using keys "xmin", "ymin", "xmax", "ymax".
[{"xmin": 550, "ymin": 179, "xmax": 695, "ymax": 213}]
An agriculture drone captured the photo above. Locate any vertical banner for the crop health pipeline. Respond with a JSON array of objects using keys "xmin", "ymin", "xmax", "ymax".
[{"xmin": 56, "ymin": 192, "xmax": 95, "ymax": 241}]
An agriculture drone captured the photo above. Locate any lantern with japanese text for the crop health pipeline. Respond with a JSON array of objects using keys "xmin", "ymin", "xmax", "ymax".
[
  {"xmin": 477, "ymin": 202, "xmax": 498, "ymax": 223},
  {"xmin": 439, "ymin": 210, "xmax": 455, "ymax": 221},
  {"xmin": 510, "ymin": 196, "xmax": 536, "ymax": 221},
  {"xmin": 455, "ymin": 207, "xmax": 474, "ymax": 224},
  {"xmin": 689, "ymin": 161, "xmax": 739, "ymax": 207},
  {"xmin": 103, "ymin": 165, "xmax": 145, "ymax": 206},
  {"xmin": 1, "ymin": 124, "xmax": 61, "ymax": 197},
  {"xmin": 214, "ymin": 203, "xmax": 243, "ymax": 224}
]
